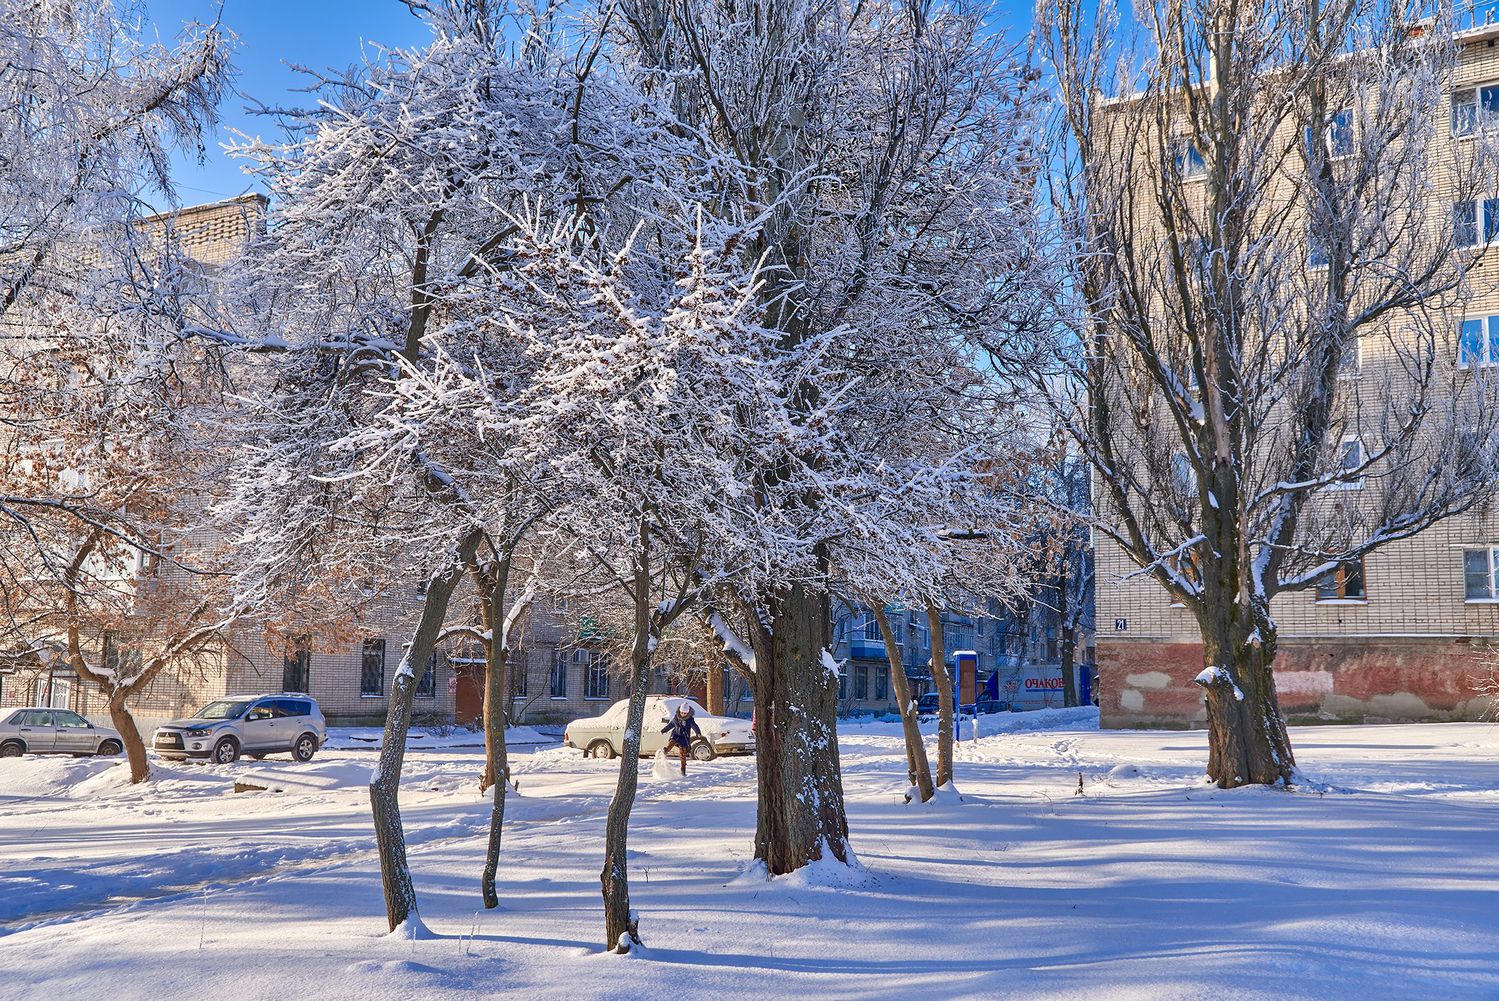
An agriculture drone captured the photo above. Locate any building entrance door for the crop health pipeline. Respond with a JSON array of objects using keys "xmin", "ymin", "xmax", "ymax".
[{"xmin": 454, "ymin": 663, "xmax": 484, "ymax": 728}]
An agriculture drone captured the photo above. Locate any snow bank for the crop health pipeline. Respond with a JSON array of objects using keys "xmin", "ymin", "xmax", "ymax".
[{"xmin": 326, "ymin": 724, "xmax": 553, "ymax": 750}]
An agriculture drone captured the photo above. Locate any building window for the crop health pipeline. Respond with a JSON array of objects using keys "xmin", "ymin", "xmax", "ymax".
[
  {"xmin": 1316, "ymin": 560, "xmax": 1366, "ymax": 602},
  {"xmin": 1464, "ymin": 547, "xmax": 1499, "ymax": 600},
  {"xmin": 1305, "ymin": 108, "xmax": 1354, "ymax": 159},
  {"xmin": 1454, "ymin": 199, "xmax": 1499, "ymax": 249},
  {"xmin": 550, "ymin": 651, "xmax": 568, "ymax": 698},
  {"xmin": 1327, "ymin": 437, "xmax": 1364, "ymax": 490},
  {"xmin": 1308, "ymin": 226, "xmax": 1330, "ymax": 268},
  {"xmin": 1173, "ymin": 138, "xmax": 1206, "ymax": 179},
  {"xmin": 1164, "ymin": 549, "xmax": 1202, "ymax": 607},
  {"xmin": 1451, "ymin": 84, "xmax": 1499, "ymax": 136},
  {"xmin": 511, "ymin": 659, "xmax": 528, "ymax": 696},
  {"xmin": 875, "ymin": 666, "xmax": 889, "ymax": 702},
  {"xmin": 282, "ymin": 637, "xmax": 311, "ymax": 693},
  {"xmin": 415, "ymin": 652, "xmax": 438, "ymax": 698},
  {"xmin": 585, "ymin": 653, "xmax": 610, "ymax": 700},
  {"xmin": 863, "ymin": 614, "xmax": 883, "ymax": 642},
  {"xmin": 360, "ymin": 638, "xmax": 386, "ymax": 697},
  {"xmin": 1459, "ymin": 316, "xmax": 1499, "ymax": 368},
  {"xmin": 838, "ymin": 667, "xmax": 847, "ymax": 701},
  {"xmin": 102, "ymin": 632, "xmax": 142, "ymax": 678},
  {"xmin": 854, "ymin": 665, "xmax": 869, "ymax": 700},
  {"xmin": 33, "ymin": 671, "xmax": 72, "ymax": 709},
  {"xmin": 1338, "ymin": 335, "xmax": 1360, "ymax": 379}
]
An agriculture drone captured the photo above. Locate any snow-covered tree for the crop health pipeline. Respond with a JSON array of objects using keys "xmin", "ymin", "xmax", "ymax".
[
  {"xmin": 1033, "ymin": 0, "xmax": 1499, "ymax": 786},
  {"xmin": 0, "ymin": 0, "xmax": 234, "ymax": 782},
  {"xmin": 616, "ymin": 0, "xmax": 1045, "ymax": 870},
  {"xmin": 214, "ymin": 0, "xmax": 614, "ymax": 932},
  {"xmin": 0, "ymin": 0, "xmax": 230, "ymax": 318}
]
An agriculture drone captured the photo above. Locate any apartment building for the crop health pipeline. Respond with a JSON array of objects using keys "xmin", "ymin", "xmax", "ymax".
[
  {"xmin": 827, "ymin": 601, "xmax": 1079, "ymax": 715},
  {"xmin": 1095, "ymin": 17, "xmax": 1499, "ymax": 727}
]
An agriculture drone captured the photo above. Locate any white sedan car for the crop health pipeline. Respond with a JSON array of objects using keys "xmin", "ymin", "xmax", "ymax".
[{"xmin": 564, "ymin": 696, "xmax": 754, "ymax": 761}]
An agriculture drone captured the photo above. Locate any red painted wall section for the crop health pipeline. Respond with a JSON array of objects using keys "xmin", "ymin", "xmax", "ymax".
[{"xmin": 1098, "ymin": 639, "xmax": 1492, "ymax": 727}]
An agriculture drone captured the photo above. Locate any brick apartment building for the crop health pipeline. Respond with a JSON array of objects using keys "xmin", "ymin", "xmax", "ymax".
[{"xmin": 1095, "ymin": 19, "xmax": 1499, "ymax": 728}]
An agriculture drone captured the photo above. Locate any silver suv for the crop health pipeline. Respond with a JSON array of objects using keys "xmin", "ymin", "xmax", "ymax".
[{"xmin": 153, "ymin": 694, "xmax": 326, "ymax": 764}]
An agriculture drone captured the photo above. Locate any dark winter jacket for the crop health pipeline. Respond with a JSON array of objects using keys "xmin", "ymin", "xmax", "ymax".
[{"xmin": 661, "ymin": 712, "xmax": 703, "ymax": 748}]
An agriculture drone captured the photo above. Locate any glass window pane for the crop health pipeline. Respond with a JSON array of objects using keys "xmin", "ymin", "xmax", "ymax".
[
  {"xmin": 1464, "ymin": 549, "xmax": 1493, "ymax": 598},
  {"xmin": 1482, "ymin": 85, "xmax": 1499, "ymax": 120},
  {"xmin": 1456, "ymin": 201, "xmax": 1478, "ymax": 248},
  {"xmin": 1453, "ymin": 92, "xmax": 1478, "ymax": 135},
  {"xmin": 1342, "ymin": 439, "xmax": 1362, "ymax": 471},
  {"xmin": 1329, "ymin": 109, "xmax": 1354, "ymax": 156},
  {"xmin": 1344, "ymin": 561, "xmax": 1365, "ymax": 598},
  {"xmin": 1488, "ymin": 317, "xmax": 1499, "ymax": 366},
  {"xmin": 1460, "ymin": 319, "xmax": 1484, "ymax": 366},
  {"xmin": 1316, "ymin": 571, "xmax": 1339, "ymax": 600}
]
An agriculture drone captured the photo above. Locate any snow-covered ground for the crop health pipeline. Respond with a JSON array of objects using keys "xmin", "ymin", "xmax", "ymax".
[{"xmin": 2, "ymin": 711, "xmax": 1496, "ymax": 1000}]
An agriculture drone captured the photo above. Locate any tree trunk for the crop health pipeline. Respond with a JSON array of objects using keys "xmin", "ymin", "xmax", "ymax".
[
  {"xmin": 600, "ymin": 562, "xmax": 654, "ymax": 953},
  {"xmin": 370, "ymin": 528, "xmax": 481, "ymax": 933},
  {"xmin": 925, "ymin": 604, "xmax": 955, "ymax": 788},
  {"xmin": 872, "ymin": 605, "xmax": 934, "ymax": 803},
  {"xmin": 1057, "ymin": 577, "xmax": 1079, "ymax": 709},
  {"xmin": 704, "ymin": 650, "xmax": 724, "ymax": 716},
  {"xmin": 107, "ymin": 693, "xmax": 150, "ymax": 784},
  {"xmin": 749, "ymin": 580, "xmax": 850, "ymax": 874},
  {"xmin": 1059, "ymin": 624, "xmax": 1079, "ymax": 709},
  {"xmin": 1193, "ymin": 615, "xmax": 1295, "ymax": 788},
  {"xmin": 477, "ymin": 573, "xmax": 511, "ymax": 910}
]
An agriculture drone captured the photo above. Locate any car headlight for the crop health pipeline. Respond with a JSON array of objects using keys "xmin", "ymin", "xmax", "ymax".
[{"xmin": 184, "ymin": 727, "xmax": 215, "ymax": 737}]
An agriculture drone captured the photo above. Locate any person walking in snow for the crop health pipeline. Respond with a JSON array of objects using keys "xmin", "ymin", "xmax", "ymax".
[{"xmin": 660, "ymin": 703, "xmax": 704, "ymax": 775}]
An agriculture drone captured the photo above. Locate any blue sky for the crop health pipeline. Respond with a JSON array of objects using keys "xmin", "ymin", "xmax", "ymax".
[{"xmin": 149, "ymin": 0, "xmax": 1036, "ymax": 207}]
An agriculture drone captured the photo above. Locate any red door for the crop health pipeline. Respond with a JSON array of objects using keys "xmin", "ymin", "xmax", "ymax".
[{"xmin": 454, "ymin": 664, "xmax": 484, "ymax": 727}]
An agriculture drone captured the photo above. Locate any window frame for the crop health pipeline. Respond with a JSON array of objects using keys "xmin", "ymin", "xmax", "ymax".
[
  {"xmin": 550, "ymin": 650, "xmax": 569, "ymax": 699},
  {"xmin": 1450, "ymin": 84, "xmax": 1499, "ymax": 137},
  {"xmin": 1453, "ymin": 197, "xmax": 1499, "ymax": 249},
  {"xmin": 282, "ymin": 637, "xmax": 311, "ymax": 694},
  {"xmin": 1326, "ymin": 436, "xmax": 1365, "ymax": 491},
  {"xmin": 584, "ymin": 653, "xmax": 610, "ymax": 701},
  {"xmin": 1172, "ymin": 137, "xmax": 1207, "ymax": 180},
  {"xmin": 1305, "ymin": 107, "xmax": 1355, "ymax": 160},
  {"xmin": 1315, "ymin": 559, "xmax": 1367, "ymax": 603},
  {"xmin": 416, "ymin": 651, "xmax": 438, "ymax": 698},
  {"xmin": 1464, "ymin": 547, "xmax": 1499, "ymax": 602},
  {"xmin": 1458, "ymin": 315, "xmax": 1499, "ymax": 369},
  {"xmin": 360, "ymin": 638, "xmax": 386, "ymax": 698},
  {"xmin": 854, "ymin": 665, "xmax": 869, "ymax": 701}
]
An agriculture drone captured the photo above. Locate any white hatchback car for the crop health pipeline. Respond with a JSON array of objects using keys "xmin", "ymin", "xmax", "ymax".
[{"xmin": 564, "ymin": 696, "xmax": 754, "ymax": 761}]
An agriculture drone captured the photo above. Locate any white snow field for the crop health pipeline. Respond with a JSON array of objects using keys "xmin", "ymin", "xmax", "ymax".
[{"xmin": 2, "ymin": 711, "xmax": 1496, "ymax": 1000}]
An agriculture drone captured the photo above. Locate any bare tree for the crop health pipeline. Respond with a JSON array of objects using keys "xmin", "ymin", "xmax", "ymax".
[{"xmin": 1035, "ymin": 0, "xmax": 1499, "ymax": 786}]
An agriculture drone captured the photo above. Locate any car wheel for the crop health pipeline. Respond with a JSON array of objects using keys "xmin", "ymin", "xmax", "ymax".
[
  {"xmin": 587, "ymin": 739, "xmax": 616, "ymax": 760},
  {"xmin": 691, "ymin": 741, "xmax": 716, "ymax": 762},
  {"xmin": 0, "ymin": 741, "xmax": 22, "ymax": 758},
  {"xmin": 292, "ymin": 733, "xmax": 317, "ymax": 762},
  {"xmin": 96, "ymin": 740, "xmax": 122, "ymax": 756},
  {"xmin": 212, "ymin": 737, "xmax": 239, "ymax": 764}
]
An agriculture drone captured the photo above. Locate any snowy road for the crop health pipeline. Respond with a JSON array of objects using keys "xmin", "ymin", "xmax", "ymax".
[{"xmin": 2, "ymin": 713, "xmax": 1497, "ymax": 1000}]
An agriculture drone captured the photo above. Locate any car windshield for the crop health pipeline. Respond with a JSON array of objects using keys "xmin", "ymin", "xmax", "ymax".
[{"xmin": 195, "ymin": 700, "xmax": 249, "ymax": 720}]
